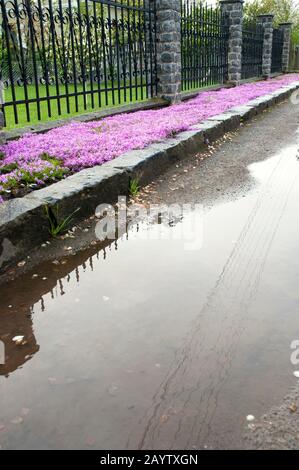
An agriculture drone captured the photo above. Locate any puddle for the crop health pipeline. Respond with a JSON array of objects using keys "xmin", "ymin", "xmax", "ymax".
[{"xmin": 1, "ymin": 146, "xmax": 299, "ymax": 449}]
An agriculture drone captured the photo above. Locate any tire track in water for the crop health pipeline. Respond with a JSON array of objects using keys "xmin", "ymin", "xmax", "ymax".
[
  {"xmin": 174, "ymin": 160, "xmax": 296, "ymax": 449},
  {"xmin": 127, "ymin": 149, "xmax": 299, "ymax": 450}
]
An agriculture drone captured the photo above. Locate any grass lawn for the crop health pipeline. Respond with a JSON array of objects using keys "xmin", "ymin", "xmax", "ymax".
[
  {"xmin": 3, "ymin": 81, "xmax": 151, "ymax": 130},
  {"xmin": 2, "ymin": 80, "xmax": 224, "ymax": 131}
]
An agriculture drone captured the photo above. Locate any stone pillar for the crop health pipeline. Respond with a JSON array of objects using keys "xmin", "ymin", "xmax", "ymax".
[
  {"xmin": 257, "ymin": 14, "xmax": 274, "ymax": 78},
  {"xmin": 220, "ymin": 0, "xmax": 244, "ymax": 85},
  {"xmin": 279, "ymin": 23, "xmax": 292, "ymax": 73},
  {"xmin": 156, "ymin": 0, "xmax": 181, "ymax": 103}
]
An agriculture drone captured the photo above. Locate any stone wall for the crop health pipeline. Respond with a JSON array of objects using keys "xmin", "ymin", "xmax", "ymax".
[
  {"xmin": 280, "ymin": 23, "xmax": 292, "ymax": 73},
  {"xmin": 220, "ymin": 0, "xmax": 244, "ymax": 84},
  {"xmin": 257, "ymin": 14, "xmax": 274, "ymax": 78},
  {"xmin": 156, "ymin": 0, "xmax": 181, "ymax": 103}
]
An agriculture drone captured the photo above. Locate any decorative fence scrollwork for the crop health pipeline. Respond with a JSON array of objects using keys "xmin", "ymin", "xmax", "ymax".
[
  {"xmin": 0, "ymin": 1, "xmax": 287, "ymax": 129},
  {"xmin": 0, "ymin": 0, "xmax": 157, "ymax": 126}
]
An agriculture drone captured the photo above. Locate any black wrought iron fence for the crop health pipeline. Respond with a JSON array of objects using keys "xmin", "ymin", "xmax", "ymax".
[
  {"xmin": 271, "ymin": 28, "xmax": 284, "ymax": 73},
  {"xmin": 0, "ymin": 0, "xmax": 157, "ymax": 128},
  {"xmin": 241, "ymin": 20, "xmax": 263, "ymax": 79},
  {"xmin": 181, "ymin": 1, "xmax": 229, "ymax": 91}
]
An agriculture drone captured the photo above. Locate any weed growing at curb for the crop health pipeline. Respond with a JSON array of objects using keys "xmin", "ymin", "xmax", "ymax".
[
  {"xmin": 129, "ymin": 178, "xmax": 140, "ymax": 197},
  {"xmin": 44, "ymin": 204, "xmax": 80, "ymax": 237}
]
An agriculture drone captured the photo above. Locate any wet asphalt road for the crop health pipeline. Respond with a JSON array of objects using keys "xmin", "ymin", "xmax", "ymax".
[{"xmin": 1, "ymin": 99, "xmax": 299, "ymax": 449}]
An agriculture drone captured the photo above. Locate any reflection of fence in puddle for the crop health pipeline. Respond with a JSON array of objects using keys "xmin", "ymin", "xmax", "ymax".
[
  {"xmin": 36, "ymin": 216, "xmax": 176, "ymax": 312},
  {"xmin": 0, "ymin": 214, "xmax": 188, "ymax": 377},
  {"xmin": 0, "ymin": 309, "xmax": 39, "ymax": 376},
  {"xmin": 0, "ymin": 230, "xmax": 126, "ymax": 376},
  {"xmin": 0, "ymin": 339, "xmax": 4, "ymax": 365},
  {"xmin": 38, "ymin": 240, "xmax": 117, "ymax": 312},
  {"xmin": 32, "ymin": 232, "xmax": 124, "ymax": 314}
]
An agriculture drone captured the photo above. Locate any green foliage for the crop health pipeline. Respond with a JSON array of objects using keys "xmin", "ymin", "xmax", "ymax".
[
  {"xmin": 0, "ymin": 161, "xmax": 69, "ymax": 193},
  {"xmin": 0, "ymin": 163, "xmax": 18, "ymax": 175},
  {"xmin": 129, "ymin": 177, "xmax": 140, "ymax": 197},
  {"xmin": 244, "ymin": 0, "xmax": 299, "ymax": 43},
  {"xmin": 0, "ymin": 176, "xmax": 18, "ymax": 192},
  {"xmin": 18, "ymin": 165, "xmax": 68, "ymax": 185},
  {"xmin": 1, "ymin": 0, "xmax": 150, "ymax": 130},
  {"xmin": 44, "ymin": 204, "xmax": 80, "ymax": 237},
  {"xmin": 40, "ymin": 153, "xmax": 63, "ymax": 167},
  {"xmin": 3, "ymin": 81, "xmax": 148, "ymax": 130}
]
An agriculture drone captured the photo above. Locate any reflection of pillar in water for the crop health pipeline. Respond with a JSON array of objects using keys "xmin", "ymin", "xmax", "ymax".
[
  {"xmin": 0, "ymin": 339, "xmax": 4, "ymax": 365},
  {"xmin": 0, "ymin": 307, "xmax": 39, "ymax": 376}
]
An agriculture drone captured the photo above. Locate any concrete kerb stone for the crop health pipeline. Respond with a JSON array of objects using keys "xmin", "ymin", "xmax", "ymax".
[
  {"xmin": 245, "ymin": 95, "xmax": 274, "ymax": 111},
  {"xmin": 223, "ymin": 105, "xmax": 257, "ymax": 121},
  {"xmin": 107, "ymin": 129, "xmax": 206, "ymax": 183},
  {"xmin": 1, "ymin": 81, "xmax": 299, "ymax": 271},
  {"xmin": 206, "ymin": 112, "xmax": 241, "ymax": 132}
]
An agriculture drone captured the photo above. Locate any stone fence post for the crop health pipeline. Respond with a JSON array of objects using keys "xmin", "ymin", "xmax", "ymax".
[
  {"xmin": 220, "ymin": 0, "xmax": 244, "ymax": 85},
  {"xmin": 257, "ymin": 14, "xmax": 274, "ymax": 79},
  {"xmin": 279, "ymin": 23, "xmax": 292, "ymax": 73},
  {"xmin": 156, "ymin": 0, "xmax": 181, "ymax": 103}
]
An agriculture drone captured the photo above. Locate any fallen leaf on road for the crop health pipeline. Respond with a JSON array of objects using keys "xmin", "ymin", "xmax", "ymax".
[
  {"xmin": 48, "ymin": 377, "xmax": 58, "ymax": 384},
  {"xmin": 21, "ymin": 408, "xmax": 30, "ymax": 416},
  {"xmin": 107, "ymin": 384, "xmax": 118, "ymax": 396},
  {"xmin": 248, "ymin": 423, "xmax": 256, "ymax": 431},
  {"xmin": 86, "ymin": 437, "xmax": 96, "ymax": 447},
  {"xmin": 289, "ymin": 403, "xmax": 297, "ymax": 413},
  {"xmin": 12, "ymin": 335, "xmax": 25, "ymax": 345},
  {"xmin": 246, "ymin": 415, "xmax": 255, "ymax": 422},
  {"xmin": 160, "ymin": 415, "xmax": 169, "ymax": 424},
  {"xmin": 10, "ymin": 417, "xmax": 23, "ymax": 425}
]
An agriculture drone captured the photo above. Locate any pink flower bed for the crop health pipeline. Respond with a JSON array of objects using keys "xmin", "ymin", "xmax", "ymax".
[{"xmin": 1, "ymin": 74, "xmax": 299, "ymax": 203}]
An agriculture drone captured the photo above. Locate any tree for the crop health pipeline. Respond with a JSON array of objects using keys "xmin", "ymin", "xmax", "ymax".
[{"xmin": 244, "ymin": 0, "xmax": 299, "ymax": 43}]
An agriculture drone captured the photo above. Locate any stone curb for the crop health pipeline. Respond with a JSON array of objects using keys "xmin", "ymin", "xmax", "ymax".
[{"xmin": 1, "ymin": 80, "xmax": 299, "ymax": 271}]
